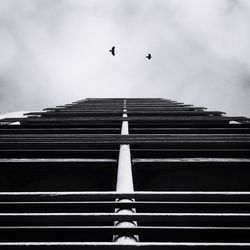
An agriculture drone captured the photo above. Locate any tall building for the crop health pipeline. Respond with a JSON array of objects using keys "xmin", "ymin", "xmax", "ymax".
[{"xmin": 0, "ymin": 98, "xmax": 250, "ymax": 249}]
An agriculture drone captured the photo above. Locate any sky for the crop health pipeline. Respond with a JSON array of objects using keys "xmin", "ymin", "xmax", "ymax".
[{"xmin": 0, "ymin": 0, "xmax": 250, "ymax": 116}]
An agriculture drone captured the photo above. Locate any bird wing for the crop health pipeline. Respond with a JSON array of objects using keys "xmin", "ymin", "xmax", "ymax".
[{"xmin": 110, "ymin": 46, "xmax": 115, "ymax": 55}]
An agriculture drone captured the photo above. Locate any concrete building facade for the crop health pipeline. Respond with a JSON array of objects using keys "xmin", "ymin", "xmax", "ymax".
[{"xmin": 0, "ymin": 98, "xmax": 250, "ymax": 249}]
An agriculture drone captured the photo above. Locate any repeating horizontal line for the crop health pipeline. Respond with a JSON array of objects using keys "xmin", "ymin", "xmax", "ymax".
[
  {"xmin": 133, "ymin": 158, "xmax": 250, "ymax": 162},
  {"xmin": 0, "ymin": 158, "xmax": 116, "ymax": 163},
  {"xmin": 2, "ymin": 116, "xmax": 247, "ymax": 122},
  {"xmin": 0, "ymin": 242, "xmax": 250, "ymax": 246},
  {"xmin": 1, "ymin": 226, "xmax": 250, "ymax": 230},
  {"xmin": 1, "ymin": 134, "xmax": 250, "ymax": 137},
  {"xmin": 1, "ymin": 212, "xmax": 250, "ymax": 216},
  {"xmin": 1, "ymin": 192, "xmax": 250, "ymax": 202},
  {"xmin": 0, "ymin": 199, "xmax": 247, "ymax": 204}
]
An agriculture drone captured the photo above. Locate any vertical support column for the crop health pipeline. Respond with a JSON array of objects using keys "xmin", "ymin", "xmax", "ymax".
[
  {"xmin": 116, "ymin": 101, "xmax": 132, "ymax": 192},
  {"xmin": 116, "ymin": 145, "xmax": 134, "ymax": 192},
  {"xmin": 113, "ymin": 100, "xmax": 138, "ymax": 243}
]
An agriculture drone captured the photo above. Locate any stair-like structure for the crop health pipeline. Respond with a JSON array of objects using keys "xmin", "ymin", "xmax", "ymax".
[{"xmin": 0, "ymin": 98, "xmax": 250, "ymax": 249}]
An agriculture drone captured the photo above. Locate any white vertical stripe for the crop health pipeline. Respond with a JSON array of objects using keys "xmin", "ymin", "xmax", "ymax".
[
  {"xmin": 116, "ymin": 144, "xmax": 134, "ymax": 192},
  {"xmin": 114, "ymin": 99, "xmax": 138, "ymax": 242}
]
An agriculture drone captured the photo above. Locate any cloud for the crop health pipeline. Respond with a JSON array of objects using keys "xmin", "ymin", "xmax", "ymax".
[{"xmin": 0, "ymin": 0, "xmax": 250, "ymax": 116}]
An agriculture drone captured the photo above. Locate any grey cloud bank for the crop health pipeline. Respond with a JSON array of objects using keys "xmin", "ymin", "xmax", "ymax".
[{"xmin": 0, "ymin": 0, "xmax": 250, "ymax": 116}]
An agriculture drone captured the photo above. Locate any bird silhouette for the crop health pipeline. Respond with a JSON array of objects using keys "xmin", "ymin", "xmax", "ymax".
[
  {"xmin": 146, "ymin": 53, "xmax": 152, "ymax": 60},
  {"xmin": 109, "ymin": 46, "xmax": 115, "ymax": 56}
]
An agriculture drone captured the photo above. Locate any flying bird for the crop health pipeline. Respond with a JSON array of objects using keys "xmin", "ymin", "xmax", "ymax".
[
  {"xmin": 109, "ymin": 46, "xmax": 115, "ymax": 56},
  {"xmin": 146, "ymin": 53, "xmax": 152, "ymax": 60}
]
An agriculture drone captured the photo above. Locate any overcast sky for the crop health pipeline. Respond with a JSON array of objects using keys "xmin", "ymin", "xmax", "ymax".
[{"xmin": 0, "ymin": 0, "xmax": 250, "ymax": 116}]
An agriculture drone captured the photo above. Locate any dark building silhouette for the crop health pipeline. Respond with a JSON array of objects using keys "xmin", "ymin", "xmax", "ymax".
[{"xmin": 0, "ymin": 98, "xmax": 250, "ymax": 248}]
